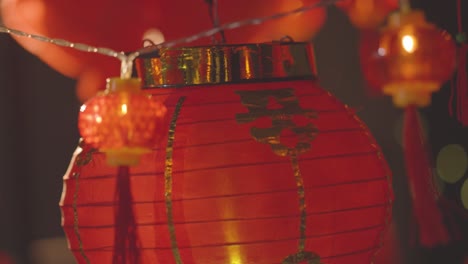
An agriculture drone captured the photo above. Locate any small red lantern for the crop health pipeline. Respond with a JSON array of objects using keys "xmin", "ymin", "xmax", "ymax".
[
  {"xmin": 77, "ymin": 77, "xmax": 168, "ymax": 263},
  {"xmin": 360, "ymin": 9, "xmax": 457, "ymax": 108},
  {"xmin": 61, "ymin": 42, "xmax": 393, "ymax": 263},
  {"xmin": 78, "ymin": 77, "xmax": 167, "ymax": 166},
  {"xmin": 360, "ymin": 9, "xmax": 457, "ymax": 247}
]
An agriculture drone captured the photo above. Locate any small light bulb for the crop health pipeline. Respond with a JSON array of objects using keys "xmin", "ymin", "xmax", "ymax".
[
  {"xmin": 95, "ymin": 116, "xmax": 103, "ymax": 124},
  {"xmin": 402, "ymin": 35, "xmax": 416, "ymax": 53},
  {"xmin": 80, "ymin": 105, "xmax": 87, "ymax": 112},
  {"xmin": 121, "ymin": 104, "xmax": 128, "ymax": 115}
]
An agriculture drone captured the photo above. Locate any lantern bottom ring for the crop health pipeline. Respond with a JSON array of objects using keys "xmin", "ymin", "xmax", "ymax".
[{"xmin": 383, "ymin": 81, "xmax": 439, "ymax": 107}]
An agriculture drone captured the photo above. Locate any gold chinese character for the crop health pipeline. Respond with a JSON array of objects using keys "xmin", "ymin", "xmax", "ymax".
[{"xmin": 236, "ymin": 88, "xmax": 317, "ymax": 157}]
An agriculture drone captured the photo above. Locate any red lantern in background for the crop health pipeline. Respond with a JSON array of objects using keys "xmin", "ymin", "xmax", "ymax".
[
  {"xmin": 61, "ymin": 42, "xmax": 392, "ymax": 263},
  {"xmin": 360, "ymin": 10, "xmax": 457, "ymax": 108},
  {"xmin": 1, "ymin": 0, "xmax": 326, "ymax": 102},
  {"xmin": 360, "ymin": 9, "xmax": 457, "ymax": 248},
  {"xmin": 336, "ymin": 0, "xmax": 399, "ymax": 29}
]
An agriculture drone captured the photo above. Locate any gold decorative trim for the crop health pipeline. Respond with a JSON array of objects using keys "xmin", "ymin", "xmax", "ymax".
[
  {"xmin": 235, "ymin": 88, "xmax": 321, "ymax": 263},
  {"xmin": 135, "ymin": 42, "xmax": 316, "ymax": 87},
  {"xmin": 281, "ymin": 155, "xmax": 322, "ymax": 264},
  {"xmin": 71, "ymin": 140, "xmax": 95, "ymax": 264},
  {"xmin": 291, "ymin": 154, "xmax": 307, "ymax": 252},
  {"xmin": 164, "ymin": 97, "xmax": 187, "ymax": 264},
  {"xmin": 72, "ymin": 171, "xmax": 91, "ymax": 264}
]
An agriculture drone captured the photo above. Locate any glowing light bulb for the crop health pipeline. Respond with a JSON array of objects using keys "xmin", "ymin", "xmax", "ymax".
[
  {"xmin": 121, "ymin": 103, "xmax": 128, "ymax": 115},
  {"xmin": 402, "ymin": 34, "xmax": 416, "ymax": 53},
  {"xmin": 95, "ymin": 116, "xmax": 103, "ymax": 124}
]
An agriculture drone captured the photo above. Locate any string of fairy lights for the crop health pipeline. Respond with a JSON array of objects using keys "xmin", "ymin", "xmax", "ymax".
[{"xmin": 0, "ymin": 0, "xmax": 340, "ymax": 78}]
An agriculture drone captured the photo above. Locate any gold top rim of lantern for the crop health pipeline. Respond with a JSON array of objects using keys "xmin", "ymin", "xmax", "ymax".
[{"xmin": 135, "ymin": 41, "xmax": 317, "ymax": 88}]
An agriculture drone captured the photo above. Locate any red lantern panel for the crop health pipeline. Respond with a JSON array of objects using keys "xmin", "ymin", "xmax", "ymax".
[{"xmin": 61, "ymin": 79, "xmax": 392, "ymax": 264}]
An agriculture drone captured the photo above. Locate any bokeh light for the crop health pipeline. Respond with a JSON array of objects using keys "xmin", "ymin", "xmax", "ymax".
[
  {"xmin": 436, "ymin": 144, "xmax": 468, "ymax": 184},
  {"xmin": 461, "ymin": 179, "xmax": 468, "ymax": 210}
]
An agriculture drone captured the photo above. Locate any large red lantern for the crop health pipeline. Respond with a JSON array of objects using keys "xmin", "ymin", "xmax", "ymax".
[
  {"xmin": 1, "ymin": 0, "xmax": 326, "ymax": 101},
  {"xmin": 61, "ymin": 42, "xmax": 393, "ymax": 263}
]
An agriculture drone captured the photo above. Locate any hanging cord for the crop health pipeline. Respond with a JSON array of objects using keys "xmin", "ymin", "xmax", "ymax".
[
  {"xmin": 449, "ymin": 0, "xmax": 468, "ymax": 125},
  {"xmin": 0, "ymin": 0, "xmax": 338, "ymax": 63},
  {"xmin": 205, "ymin": 0, "xmax": 226, "ymax": 44},
  {"xmin": 112, "ymin": 166, "xmax": 141, "ymax": 264}
]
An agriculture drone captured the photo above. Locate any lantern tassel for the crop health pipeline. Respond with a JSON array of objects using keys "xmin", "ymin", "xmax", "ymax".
[
  {"xmin": 112, "ymin": 166, "xmax": 141, "ymax": 264},
  {"xmin": 449, "ymin": 0, "xmax": 468, "ymax": 125},
  {"xmin": 403, "ymin": 106, "xmax": 450, "ymax": 247},
  {"xmin": 452, "ymin": 44, "xmax": 468, "ymax": 125}
]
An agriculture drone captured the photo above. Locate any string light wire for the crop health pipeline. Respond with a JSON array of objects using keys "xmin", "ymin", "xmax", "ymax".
[
  {"xmin": 0, "ymin": 0, "xmax": 340, "ymax": 77},
  {"xmin": 136, "ymin": 0, "xmax": 338, "ymax": 54},
  {"xmin": 0, "ymin": 0, "xmax": 337, "ymax": 56},
  {"xmin": 206, "ymin": 0, "xmax": 226, "ymax": 43},
  {"xmin": 0, "ymin": 27, "xmax": 127, "ymax": 60}
]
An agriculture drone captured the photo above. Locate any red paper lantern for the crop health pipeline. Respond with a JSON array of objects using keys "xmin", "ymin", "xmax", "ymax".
[
  {"xmin": 360, "ymin": 10, "xmax": 457, "ymax": 108},
  {"xmin": 61, "ymin": 42, "xmax": 392, "ymax": 263},
  {"xmin": 360, "ymin": 9, "xmax": 457, "ymax": 247},
  {"xmin": 78, "ymin": 77, "xmax": 167, "ymax": 166},
  {"xmin": 1, "ymin": 0, "xmax": 326, "ymax": 101}
]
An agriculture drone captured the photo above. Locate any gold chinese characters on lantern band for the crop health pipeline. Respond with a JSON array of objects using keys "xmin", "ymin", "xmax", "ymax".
[{"xmin": 135, "ymin": 41, "xmax": 317, "ymax": 87}]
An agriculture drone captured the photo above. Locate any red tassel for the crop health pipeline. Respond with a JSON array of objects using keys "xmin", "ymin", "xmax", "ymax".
[
  {"xmin": 449, "ymin": 0, "xmax": 468, "ymax": 125},
  {"xmin": 403, "ymin": 106, "xmax": 450, "ymax": 247},
  {"xmin": 450, "ymin": 44, "xmax": 468, "ymax": 124},
  {"xmin": 112, "ymin": 166, "xmax": 141, "ymax": 264}
]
